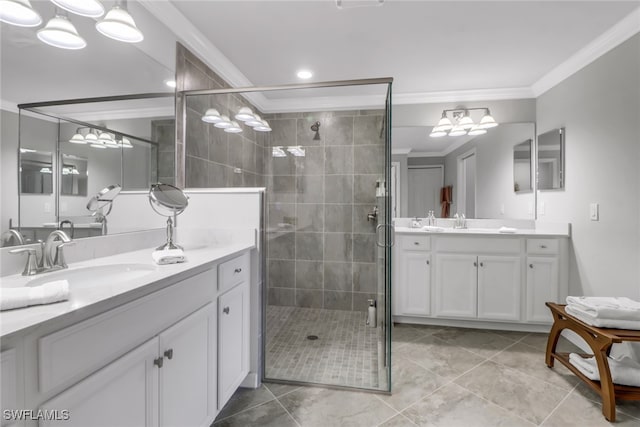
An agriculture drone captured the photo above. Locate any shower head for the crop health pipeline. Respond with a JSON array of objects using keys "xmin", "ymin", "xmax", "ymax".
[{"xmin": 311, "ymin": 121, "xmax": 321, "ymax": 140}]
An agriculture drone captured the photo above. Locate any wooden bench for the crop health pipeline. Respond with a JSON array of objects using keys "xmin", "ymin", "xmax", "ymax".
[{"xmin": 545, "ymin": 302, "xmax": 640, "ymax": 421}]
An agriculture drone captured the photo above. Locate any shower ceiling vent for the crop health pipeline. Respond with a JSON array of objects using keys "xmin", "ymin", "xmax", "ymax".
[{"xmin": 336, "ymin": 0, "xmax": 384, "ymax": 10}]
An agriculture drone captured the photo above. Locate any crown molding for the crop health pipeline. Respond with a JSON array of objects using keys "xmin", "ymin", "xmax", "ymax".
[
  {"xmin": 2, "ymin": 99, "xmax": 57, "ymax": 122},
  {"xmin": 394, "ymin": 87, "xmax": 535, "ymax": 105},
  {"xmin": 391, "ymin": 148, "xmax": 412, "ymax": 155},
  {"xmin": 260, "ymin": 94, "xmax": 387, "ymax": 113},
  {"xmin": 67, "ymin": 106, "xmax": 175, "ymax": 122},
  {"xmin": 532, "ymin": 7, "xmax": 640, "ymax": 97},
  {"xmin": 137, "ymin": 0, "xmax": 270, "ymax": 111}
]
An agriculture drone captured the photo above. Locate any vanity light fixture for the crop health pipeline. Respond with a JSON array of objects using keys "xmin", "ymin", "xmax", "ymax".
[
  {"xmin": 235, "ymin": 107, "xmax": 255, "ymax": 122},
  {"xmin": 69, "ymin": 129, "xmax": 87, "ymax": 144},
  {"xmin": 245, "ymin": 114, "xmax": 264, "ymax": 127},
  {"xmin": 84, "ymin": 131, "xmax": 98, "ymax": 142},
  {"xmin": 224, "ymin": 121, "xmax": 243, "ymax": 133},
  {"xmin": 0, "ymin": 0, "xmax": 42, "ymax": 27},
  {"xmin": 202, "ymin": 108, "xmax": 223, "ymax": 124},
  {"xmin": 51, "ymin": 0, "xmax": 105, "ymax": 18},
  {"xmin": 96, "ymin": 0, "xmax": 143, "ymax": 43},
  {"xmin": 430, "ymin": 107, "xmax": 499, "ymax": 138},
  {"xmin": 253, "ymin": 120, "xmax": 272, "ymax": 132},
  {"xmin": 37, "ymin": 11, "xmax": 86, "ymax": 50},
  {"xmin": 272, "ymin": 146, "xmax": 287, "ymax": 158},
  {"xmin": 213, "ymin": 115, "xmax": 233, "ymax": 129},
  {"xmin": 286, "ymin": 146, "xmax": 305, "ymax": 157},
  {"xmin": 118, "ymin": 137, "xmax": 133, "ymax": 148}
]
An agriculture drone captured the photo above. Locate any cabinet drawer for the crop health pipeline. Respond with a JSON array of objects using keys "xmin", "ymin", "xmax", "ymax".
[
  {"xmin": 218, "ymin": 252, "xmax": 250, "ymax": 292},
  {"xmin": 436, "ymin": 237, "xmax": 520, "ymax": 254},
  {"xmin": 526, "ymin": 239, "xmax": 559, "ymax": 255},
  {"xmin": 401, "ymin": 235, "xmax": 431, "ymax": 251},
  {"xmin": 38, "ymin": 268, "xmax": 215, "ymax": 394}
]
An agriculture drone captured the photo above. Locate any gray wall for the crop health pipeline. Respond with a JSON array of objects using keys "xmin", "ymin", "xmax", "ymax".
[
  {"xmin": 536, "ymin": 34, "xmax": 640, "ymax": 300},
  {"xmin": 266, "ymin": 110, "xmax": 386, "ymax": 312}
]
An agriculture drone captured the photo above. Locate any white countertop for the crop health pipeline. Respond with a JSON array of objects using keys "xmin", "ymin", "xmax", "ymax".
[
  {"xmin": 0, "ymin": 238, "xmax": 255, "ymax": 339},
  {"xmin": 394, "ymin": 226, "xmax": 570, "ymax": 237}
]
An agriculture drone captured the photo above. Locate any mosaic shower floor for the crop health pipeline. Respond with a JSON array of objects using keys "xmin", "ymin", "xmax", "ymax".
[{"xmin": 265, "ymin": 305, "xmax": 384, "ymax": 389}]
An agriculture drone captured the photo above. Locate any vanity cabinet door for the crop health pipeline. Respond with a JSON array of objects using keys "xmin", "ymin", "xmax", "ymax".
[
  {"xmin": 39, "ymin": 338, "xmax": 159, "ymax": 427},
  {"xmin": 1, "ymin": 349, "xmax": 18, "ymax": 427},
  {"xmin": 435, "ymin": 254, "xmax": 478, "ymax": 318},
  {"xmin": 477, "ymin": 256, "xmax": 521, "ymax": 321},
  {"xmin": 159, "ymin": 303, "xmax": 216, "ymax": 427},
  {"xmin": 398, "ymin": 251, "xmax": 431, "ymax": 316},
  {"xmin": 218, "ymin": 281, "xmax": 249, "ymax": 410},
  {"xmin": 526, "ymin": 256, "xmax": 559, "ymax": 322}
]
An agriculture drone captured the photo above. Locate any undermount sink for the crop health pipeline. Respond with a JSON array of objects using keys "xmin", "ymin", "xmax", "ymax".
[{"xmin": 25, "ymin": 264, "xmax": 157, "ymax": 289}]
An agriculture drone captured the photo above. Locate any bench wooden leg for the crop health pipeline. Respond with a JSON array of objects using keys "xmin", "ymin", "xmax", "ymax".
[
  {"xmin": 594, "ymin": 347, "xmax": 616, "ymax": 422},
  {"xmin": 545, "ymin": 312, "xmax": 564, "ymax": 368}
]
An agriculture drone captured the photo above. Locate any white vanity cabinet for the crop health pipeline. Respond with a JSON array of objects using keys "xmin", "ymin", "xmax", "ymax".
[
  {"xmin": 393, "ymin": 235, "xmax": 432, "ymax": 317},
  {"xmin": 217, "ymin": 253, "xmax": 250, "ymax": 409},
  {"xmin": 393, "ymin": 231, "xmax": 567, "ymax": 330},
  {"xmin": 1, "ymin": 347, "xmax": 20, "ymax": 427}
]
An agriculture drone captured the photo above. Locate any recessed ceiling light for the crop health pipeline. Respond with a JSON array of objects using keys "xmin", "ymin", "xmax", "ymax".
[
  {"xmin": 297, "ymin": 70, "xmax": 313, "ymax": 79},
  {"xmin": 165, "ymin": 79, "xmax": 176, "ymax": 88}
]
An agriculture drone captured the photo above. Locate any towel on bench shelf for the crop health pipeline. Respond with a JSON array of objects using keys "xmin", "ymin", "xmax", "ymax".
[
  {"xmin": 566, "ymin": 296, "xmax": 640, "ymax": 321},
  {"xmin": 565, "ymin": 305, "xmax": 640, "ymax": 329},
  {"xmin": 569, "ymin": 352, "xmax": 640, "ymax": 387}
]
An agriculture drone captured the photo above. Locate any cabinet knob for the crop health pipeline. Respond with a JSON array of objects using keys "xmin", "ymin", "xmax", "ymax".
[
  {"xmin": 540, "ymin": 245, "xmax": 547, "ymax": 249},
  {"xmin": 223, "ymin": 306, "xmax": 230, "ymax": 314},
  {"xmin": 234, "ymin": 268, "xmax": 242, "ymax": 273},
  {"xmin": 529, "ymin": 264, "xmax": 534, "ymax": 268},
  {"xmin": 426, "ymin": 260, "xmax": 430, "ymax": 265},
  {"xmin": 153, "ymin": 357, "xmax": 163, "ymax": 368},
  {"xmin": 164, "ymin": 349, "xmax": 174, "ymax": 360},
  {"xmin": 473, "ymin": 261, "xmax": 477, "ymax": 267},
  {"xmin": 480, "ymin": 262, "xmax": 484, "ymax": 267},
  {"xmin": 413, "ymin": 242, "xmax": 419, "ymax": 246}
]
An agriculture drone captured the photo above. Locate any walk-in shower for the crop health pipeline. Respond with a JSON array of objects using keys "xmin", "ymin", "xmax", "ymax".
[{"xmin": 181, "ymin": 78, "xmax": 393, "ymax": 392}]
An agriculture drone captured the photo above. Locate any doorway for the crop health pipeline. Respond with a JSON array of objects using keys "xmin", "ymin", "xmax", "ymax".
[
  {"xmin": 457, "ymin": 150, "xmax": 476, "ymax": 218},
  {"xmin": 407, "ymin": 165, "xmax": 443, "ymax": 218}
]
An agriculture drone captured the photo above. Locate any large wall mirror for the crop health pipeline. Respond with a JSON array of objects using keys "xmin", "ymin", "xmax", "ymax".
[
  {"xmin": 1, "ymin": 1, "xmax": 178, "ymax": 247},
  {"xmin": 393, "ymin": 121, "xmax": 536, "ymax": 220}
]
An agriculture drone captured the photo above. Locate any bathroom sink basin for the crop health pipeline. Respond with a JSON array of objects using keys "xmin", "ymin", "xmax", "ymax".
[{"xmin": 25, "ymin": 263, "xmax": 157, "ymax": 289}]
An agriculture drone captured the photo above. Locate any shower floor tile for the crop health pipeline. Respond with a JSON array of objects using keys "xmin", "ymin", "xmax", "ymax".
[{"xmin": 265, "ymin": 305, "xmax": 383, "ymax": 389}]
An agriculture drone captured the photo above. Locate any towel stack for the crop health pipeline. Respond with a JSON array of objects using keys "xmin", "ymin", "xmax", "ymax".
[
  {"xmin": 152, "ymin": 248, "xmax": 186, "ymax": 265},
  {"xmin": 565, "ymin": 296, "xmax": 640, "ymax": 329},
  {"xmin": 1, "ymin": 280, "xmax": 70, "ymax": 311},
  {"xmin": 569, "ymin": 353, "xmax": 640, "ymax": 387}
]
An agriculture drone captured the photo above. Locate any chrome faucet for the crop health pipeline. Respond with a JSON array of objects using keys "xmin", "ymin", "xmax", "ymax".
[
  {"xmin": 59, "ymin": 220, "xmax": 75, "ymax": 239},
  {"xmin": 9, "ymin": 230, "xmax": 74, "ymax": 276},
  {"xmin": 1, "ymin": 229, "xmax": 25, "ymax": 247}
]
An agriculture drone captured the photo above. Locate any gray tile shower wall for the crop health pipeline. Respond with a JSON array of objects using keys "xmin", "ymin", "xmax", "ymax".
[
  {"xmin": 152, "ymin": 119, "xmax": 176, "ymax": 185},
  {"xmin": 175, "ymin": 42, "xmax": 267, "ymax": 188},
  {"xmin": 266, "ymin": 110, "xmax": 385, "ymax": 312}
]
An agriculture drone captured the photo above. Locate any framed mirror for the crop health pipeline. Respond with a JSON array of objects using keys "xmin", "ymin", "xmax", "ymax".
[
  {"xmin": 513, "ymin": 139, "xmax": 533, "ymax": 193},
  {"xmin": 537, "ymin": 128, "xmax": 565, "ymax": 190},
  {"xmin": 20, "ymin": 149, "xmax": 53, "ymax": 194}
]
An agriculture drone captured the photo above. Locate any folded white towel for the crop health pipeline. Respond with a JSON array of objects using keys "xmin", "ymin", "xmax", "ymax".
[
  {"xmin": 499, "ymin": 226, "xmax": 517, "ymax": 233},
  {"xmin": 1, "ymin": 280, "xmax": 70, "ymax": 311},
  {"xmin": 566, "ymin": 296, "xmax": 640, "ymax": 321},
  {"xmin": 422, "ymin": 226, "xmax": 445, "ymax": 233},
  {"xmin": 566, "ymin": 305, "xmax": 640, "ymax": 329},
  {"xmin": 569, "ymin": 352, "xmax": 640, "ymax": 387},
  {"xmin": 152, "ymin": 248, "xmax": 186, "ymax": 265}
]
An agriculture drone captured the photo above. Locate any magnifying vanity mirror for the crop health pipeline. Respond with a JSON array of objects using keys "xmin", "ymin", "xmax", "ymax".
[
  {"xmin": 148, "ymin": 183, "xmax": 189, "ymax": 250},
  {"xmin": 86, "ymin": 184, "xmax": 122, "ymax": 236}
]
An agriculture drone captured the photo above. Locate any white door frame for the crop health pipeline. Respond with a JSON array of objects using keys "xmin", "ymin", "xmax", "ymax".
[{"xmin": 456, "ymin": 149, "xmax": 476, "ymax": 216}]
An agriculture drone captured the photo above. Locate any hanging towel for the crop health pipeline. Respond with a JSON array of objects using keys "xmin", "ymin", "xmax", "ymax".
[
  {"xmin": 565, "ymin": 305, "xmax": 640, "ymax": 330},
  {"xmin": 566, "ymin": 296, "xmax": 640, "ymax": 321},
  {"xmin": 440, "ymin": 186, "xmax": 452, "ymax": 218},
  {"xmin": 1, "ymin": 280, "xmax": 69, "ymax": 311},
  {"xmin": 569, "ymin": 352, "xmax": 640, "ymax": 387}
]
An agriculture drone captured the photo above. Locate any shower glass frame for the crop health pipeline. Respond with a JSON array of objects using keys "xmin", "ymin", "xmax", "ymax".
[{"xmin": 180, "ymin": 77, "xmax": 393, "ymax": 393}]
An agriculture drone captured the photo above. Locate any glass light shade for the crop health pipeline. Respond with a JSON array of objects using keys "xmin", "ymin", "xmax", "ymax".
[
  {"xmin": 435, "ymin": 113, "xmax": 453, "ymax": 131},
  {"xmin": 458, "ymin": 113, "xmax": 475, "ymax": 130},
  {"xmin": 234, "ymin": 107, "xmax": 255, "ymax": 122},
  {"xmin": 120, "ymin": 137, "xmax": 133, "ymax": 148},
  {"xmin": 213, "ymin": 115, "xmax": 232, "ymax": 129},
  {"xmin": 0, "ymin": 0, "xmax": 42, "ymax": 27},
  {"xmin": 286, "ymin": 146, "xmax": 305, "ymax": 157},
  {"xmin": 51, "ymin": 0, "xmax": 104, "ymax": 17},
  {"xmin": 95, "ymin": 5, "xmax": 143, "ymax": 43},
  {"xmin": 245, "ymin": 114, "xmax": 263, "ymax": 127},
  {"xmin": 468, "ymin": 126, "xmax": 487, "ymax": 136},
  {"xmin": 84, "ymin": 132, "xmax": 98, "ymax": 142},
  {"xmin": 98, "ymin": 132, "xmax": 113, "ymax": 142},
  {"xmin": 40, "ymin": 167, "xmax": 52, "ymax": 174},
  {"xmin": 202, "ymin": 108, "xmax": 222, "ymax": 123},
  {"xmin": 478, "ymin": 113, "xmax": 498, "ymax": 129},
  {"xmin": 224, "ymin": 121, "xmax": 243, "ymax": 133},
  {"xmin": 69, "ymin": 133, "xmax": 86, "ymax": 144},
  {"xmin": 429, "ymin": 130, "xmax": 447, "ymax": 138},
  {"xmin": 253, "ymin": 120, "xmax": 272, "ymax": 132},
  {"xmin": 448, "ymin": 126, "xmax": 468, "ymax": 137},
  {"xmin": 62, "ymin": 167, "xmax": 71, "ymax": 175},
  {"xmin": 37, "ymin": 14, "xmax": 86, "ymax": 50},
  {"xmin": 272, "ymin": 147, "xmax": 287, "ymax": 158}
]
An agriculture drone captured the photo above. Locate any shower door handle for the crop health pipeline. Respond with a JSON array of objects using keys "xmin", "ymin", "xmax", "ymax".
[{"xmin": 376, "ymin": 224, "xmax": 395, "ymax": 248}]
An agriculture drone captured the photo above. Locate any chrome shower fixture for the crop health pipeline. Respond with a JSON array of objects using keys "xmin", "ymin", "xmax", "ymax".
[{"xmin": 311, "ymin": 121, "xmax": 321, "ymax": 140}]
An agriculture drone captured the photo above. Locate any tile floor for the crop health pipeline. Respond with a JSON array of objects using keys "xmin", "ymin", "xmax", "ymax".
[
  {"xmin": 265, "ymin": 306, "xmax": 383, "ymax": 389},
  {"xmin": 214, "ymin": 324, "xmax": 640, "ymax": 426}
]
